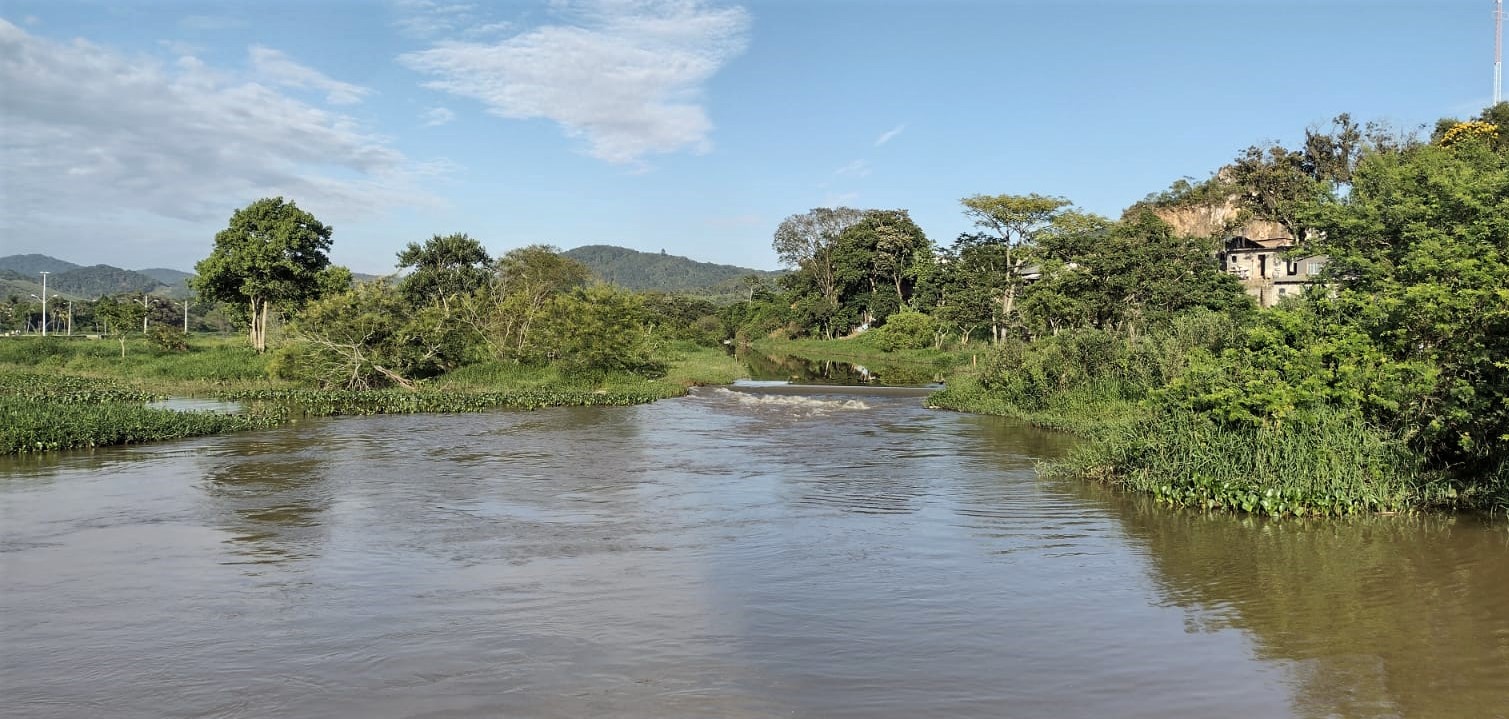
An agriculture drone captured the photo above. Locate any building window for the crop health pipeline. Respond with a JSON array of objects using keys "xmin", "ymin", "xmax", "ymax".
[{"xmin": 1308, "ymin": 261, "xmax": 1324, "ymax": 275}]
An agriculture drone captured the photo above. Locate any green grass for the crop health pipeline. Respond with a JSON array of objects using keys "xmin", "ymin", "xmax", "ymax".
[
  {"xmin": 925, "ymin": 373, "xmax": 1145, "ymax": 435},
  {"xmin": 1043, "ymin": 406, "xmax": 1455, "ymax": 517},
  {"xmin": 0, "ymin": 334, "xmax": 278, "ymax": 395}
]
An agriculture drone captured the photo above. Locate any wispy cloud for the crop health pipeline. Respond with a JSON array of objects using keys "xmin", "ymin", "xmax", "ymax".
[
  {"xmin": 874, "ymin": 123, "xmax": 906, "ymax": 146},
  {"xmin": 393, "ymin": 0, "xmax": 513, "ymax": 39},
  {"xmin": 249, "ymin": 46, "xmax": 372, "ymax": 105},
  {"xmin": 0, "ymin": 19, "xmax": 433, "ymax": 253},
  {"xmin": 422, "ymin": 106, "xmax": 456, "ymax": 126},
  {"xmin": 399, "ymin": 0, "xmax": 751, "ymax": 165},
  {"xmin": 833, "ymin": 159, "xmax": 869, "ymax": 177}
]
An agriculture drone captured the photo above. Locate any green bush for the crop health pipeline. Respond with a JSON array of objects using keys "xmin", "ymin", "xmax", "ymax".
[{"xmin": 871, "ymin": 311, "xmax": 935, "ymax": 351}]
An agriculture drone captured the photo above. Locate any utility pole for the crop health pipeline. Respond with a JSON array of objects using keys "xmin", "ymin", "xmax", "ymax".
[
  {"xmin": 183, "ymin": 299, "xmax": 192, "ymax": 334},
  {"xmin": 66, "ymin": 300, "xmax": 73, "ymax": 336},
  {"xmin": 138, "ymin": 294, "xmax": 150, "ymax": 334},
  {"xmin": 1496, "ymin": 0, "xmax": 1504, "ymax": 105},
  {"xmin": 39, "ymin": 271, "xmax": 49, "ymax": 337}
]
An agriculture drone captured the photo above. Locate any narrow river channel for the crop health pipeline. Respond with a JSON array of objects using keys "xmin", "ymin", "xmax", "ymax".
[{"xmin": 2, "ymin": 385, "xmax": 1507, "ymax": 718}]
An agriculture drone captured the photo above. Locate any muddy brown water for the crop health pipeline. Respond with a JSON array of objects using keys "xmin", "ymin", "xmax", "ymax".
[{"xmin": 2, "ymin": 385, "xmax": 1507, "ymax": 718}]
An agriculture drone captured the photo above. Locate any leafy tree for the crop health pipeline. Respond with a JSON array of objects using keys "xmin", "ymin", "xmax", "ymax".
[
  {"xmin": 541, "ymin": 285, "xmax": 666, "ymax": 377},
  {"xmin": 640, "ymin": 292, "xmax": 723, "ymax": 346},
  {"xmin": 464, "ymin": 245, "xmax": 590, "ymax": 362},
  {"xmin": 922, "ymin": 233, "xmax": 1012, "ymax": 346},
  {"xmin": 274, "ymin": 280, "xmax": 469, "ymax": 390},
  {"xmin": 772, "ymin": 207, "xmax": 865, "ymax": 337},
  {"xmin": 192, "ymin": 197, "xmax": 335, "ymax": 352},
  {"xmin": 396, "ymin": 233, "xmax": 492, "ymax": 312},
  {"xmin": 92, "ymin": 295, "xmax": 146, "ymax": 357},
  {"xmin": 1227, "ymin": 144, "xmax": 1325, "ymax": 241},
  {"xmin": 1310, "ymin": 133, "xmax": 1509, "ymax": 476},
  {"xmin": 834, "ymin": 209, "xmax": 933, "ymax": 310},
  {"xmin": 1022, "ymin": 210, "xmax": 1249, "ymax": 335},
  {"xmin": 958, "ymin": 193, "xmax": 1071, "ymax": 341}
]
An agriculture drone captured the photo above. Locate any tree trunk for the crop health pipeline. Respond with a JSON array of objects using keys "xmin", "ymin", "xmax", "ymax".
[
  {"xmin": 250, "ymin": 298, "xmax": 270, "ymax": 353},
  {"xmin": 249, "ymin": 299, "xmax": 260, "ymax": 351}
]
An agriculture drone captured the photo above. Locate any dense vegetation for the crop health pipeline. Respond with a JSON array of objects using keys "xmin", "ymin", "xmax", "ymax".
[
  {"xmin": 722, "ymin": 104, "xmax": 1509, "ymax": 515},
  {"xmin": 6, "ymin": 105, "xmax": 1507, "ymax": 520},
  {"xmin": 0, "ymin": 372, "xmax": 280, "ymax": 454}
]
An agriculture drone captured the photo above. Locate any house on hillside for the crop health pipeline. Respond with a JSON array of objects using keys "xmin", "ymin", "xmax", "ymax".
[{"xmin": 1218, "ymin": 236, "xmax": 1327, "ymax": 307}]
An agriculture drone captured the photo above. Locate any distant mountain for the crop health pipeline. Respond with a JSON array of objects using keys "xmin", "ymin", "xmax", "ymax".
[
  {"xmin": 49, "ymin": 265, "xmax": 165, "ymax": 298},
  {"xmin": 138, "ymin": 267, "xmax": 194, "ymax": 286},
  {"xmin": 0, "ymin": 254, "xmax": 81, "ymax": 276},
  {"xmin": 0, "ymin": 274, "xmax": 50, "ymax": 303},
  {"xmin": 563, "ymin": 245, "xmax": 781, "ymax": 297},
  {"xmin": 0, "ymin": 254, "xmax": 192, "ymax": 299}
]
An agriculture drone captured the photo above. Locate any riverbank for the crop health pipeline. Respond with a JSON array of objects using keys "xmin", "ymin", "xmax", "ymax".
[
  {"xmin": 0, "ymin": 335, "xmax": 747, "ymax": 454},
  {"xmin": 755, "ymin": 333, "xmax": 1507, "ymax": 517}
]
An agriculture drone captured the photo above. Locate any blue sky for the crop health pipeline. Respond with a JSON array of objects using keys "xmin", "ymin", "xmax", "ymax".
[{"xmin": 0, "ymin": 0, "xmax": 1499, "ymax": 274}]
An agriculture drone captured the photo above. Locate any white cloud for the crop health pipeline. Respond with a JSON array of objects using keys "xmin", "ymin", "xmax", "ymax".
[
  {"xmin": 249, "ymin": 46, "xmax": 372, "ymax": 105},
  {"xmin": 0, "ymin": 19, "xmax": 432, "ymax": 254},
  {"xmin": 834, "ymin": 159, "xmax": 869, "ymax": 177},
  {"xmin": 399, "ymin": 0, "xmax": 750, "ymax": 165},
  {"xmin": 422, "ymin": 106, "xmax": 457, "ymax": 126},
  {"xmin": 874, "ymin": 123, "xmax": 905, "ymax": 146},
  {"xmin": 393, "ymin": 0, "xmax": 513, "ymax": 39}
]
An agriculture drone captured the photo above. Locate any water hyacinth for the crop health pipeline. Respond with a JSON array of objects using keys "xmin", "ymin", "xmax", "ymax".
[{"xmin": 217, "ymin": 388, "xmax": 667, "ymax": 417}]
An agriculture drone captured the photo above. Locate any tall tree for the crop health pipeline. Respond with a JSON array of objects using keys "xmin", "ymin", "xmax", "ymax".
[
  {"xmin": 772, "ymin": 207, "xmax": 865, "ymax": 337},
  {"xmin": 192, "ymin": 197, "xmax": 335, "ymax": 352},
  {"xmin": 1311, "ymin": 133, "xmax": 1509, "ymax": 474},
  {"xmin": 464, "ymin": 245, "xmax": 590, "ymax": 361},
  {"xmin": 396, "ymin": 233, "xmax": 492, "ymax": 312},
  {"xmin": 958, "ymin": 193, "xmax": 1071, "ymax": 342}
]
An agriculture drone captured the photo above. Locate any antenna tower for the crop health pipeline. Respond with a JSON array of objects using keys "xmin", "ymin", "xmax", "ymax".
[{"xmin": 1497, "ymin": 0, "xmax": 1504, "ymax": 104}]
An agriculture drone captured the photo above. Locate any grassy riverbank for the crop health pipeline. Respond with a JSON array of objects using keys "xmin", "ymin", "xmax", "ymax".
[
  {"xmin": 919, "ymin": 322, "xmax": 1508, "ymax": 516},
  {"xmin": 0, "ymin": 336, "xmax": 748, "ymax": 454}
]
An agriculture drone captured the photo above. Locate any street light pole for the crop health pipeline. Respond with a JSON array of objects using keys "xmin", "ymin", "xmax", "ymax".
[{"xmin": 39, "ymin": 272, "xmax": 49, "ymax": 337}]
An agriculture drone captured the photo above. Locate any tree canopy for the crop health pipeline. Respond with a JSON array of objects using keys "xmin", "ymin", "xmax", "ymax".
[{"xmin": 192, "ymin": 197, "xmax": 339, "ymax": 352}]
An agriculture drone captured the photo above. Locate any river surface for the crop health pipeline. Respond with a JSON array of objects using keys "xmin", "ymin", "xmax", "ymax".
[{"xmin": 2, "ymin": 385, "xmax": 1507, "ymax": 718}]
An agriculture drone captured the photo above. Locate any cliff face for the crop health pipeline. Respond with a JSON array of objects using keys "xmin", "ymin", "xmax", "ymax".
[{"xmin": 1152, "ymin": 197, "xmax": 1288, "ymax": 240}]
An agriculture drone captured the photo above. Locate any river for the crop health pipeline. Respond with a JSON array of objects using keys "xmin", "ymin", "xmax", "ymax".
[{"xmin": 2, "ymin": 384, "xmax": 1507, "ymax": 718}]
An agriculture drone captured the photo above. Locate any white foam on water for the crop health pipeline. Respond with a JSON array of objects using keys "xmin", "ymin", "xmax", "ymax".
[{"xmin": 712, "ymin": 388, "xmax": 870, "ymax": 412}]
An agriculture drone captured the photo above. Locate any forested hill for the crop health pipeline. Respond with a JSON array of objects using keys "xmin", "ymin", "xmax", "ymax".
[
  {"xmin": 0, "ymin": 254, "xmax": 190, "ymax": 299},
  {"xmin": 48, "ymin": 265, "xmax": 165, "ymax": 297},
  {"xmin": 562, "ymin": 245, "xmax": 781, "ymax": 296},
  {"xmin": 0, "ymin": 254, "xmax": 81, "ymax": 275}
]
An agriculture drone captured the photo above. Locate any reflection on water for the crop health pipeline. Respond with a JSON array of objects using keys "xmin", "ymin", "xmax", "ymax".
[
  {"xmin": 147, "ymin": 397, "xmax": 244, "ymax": 413},
  {"xmin": 198, "ymin": 431, "xmax": 334, "ymax": 565},
  {"xmin": 1089, "ymin": 484, "xmax": 1509, "ymax": 719},
  {"xmin": 1, "ymin": 387, "xmax": 1506, "ymax": 719}
]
